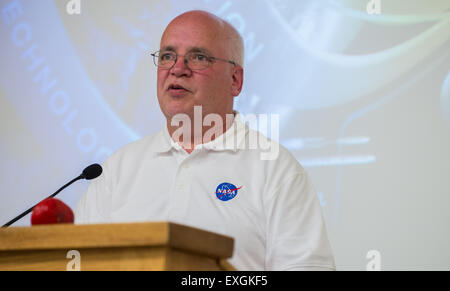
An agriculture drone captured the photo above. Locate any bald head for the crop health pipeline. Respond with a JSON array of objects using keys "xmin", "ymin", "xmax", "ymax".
[
  {"xmin": 162, "ymin": 10, "xmax": 244, "ymax": 66},
  {"xmin": 156, "ymin": 10, "xmax": 245, "ymax": 124}
]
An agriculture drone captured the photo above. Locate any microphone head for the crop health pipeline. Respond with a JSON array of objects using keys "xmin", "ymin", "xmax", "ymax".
[{"xmin": 82, "ymin": 164, "xmax": 103, "ymax": 180}]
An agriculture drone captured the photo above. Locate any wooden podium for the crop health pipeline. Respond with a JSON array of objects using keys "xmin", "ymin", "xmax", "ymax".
[{"xmin": 0, "ymin": 222, "xmax": 236, "ymax": 271}]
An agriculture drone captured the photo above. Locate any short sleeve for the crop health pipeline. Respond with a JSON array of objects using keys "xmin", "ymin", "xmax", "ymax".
[{"xmin": 264, "ymin": 171, "xmax": 335, "ymax": 271}]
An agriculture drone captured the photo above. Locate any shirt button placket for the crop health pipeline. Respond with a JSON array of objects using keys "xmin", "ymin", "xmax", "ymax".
[{"xmin": 169, "ymin": 159, "xmax": 191, "ymax": 220}]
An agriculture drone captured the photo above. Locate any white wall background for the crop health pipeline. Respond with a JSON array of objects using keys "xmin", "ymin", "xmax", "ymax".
[{"xmin": 1, "ymin": 0, "xmax": 449, "ymax": 270}]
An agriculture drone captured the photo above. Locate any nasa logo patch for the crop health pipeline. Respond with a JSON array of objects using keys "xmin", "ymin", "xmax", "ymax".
[{"xmin": 216, "ymin": 182, "xmax": 242, "ymax": 202}]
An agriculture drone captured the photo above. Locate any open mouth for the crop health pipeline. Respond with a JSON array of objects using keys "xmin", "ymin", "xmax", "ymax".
[
  {"xmin": 168, "ymin": 84, "xmax": 188, "ymax": 91},
  {"xmin": 167, "ymin": 83, "xmax": 190, "ymax": 97}
]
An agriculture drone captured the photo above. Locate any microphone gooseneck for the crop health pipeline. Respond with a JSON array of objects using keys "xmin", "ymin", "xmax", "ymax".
[{"xmin": 2, "ymin": 164, "xmax": 103, "ymax": 227}]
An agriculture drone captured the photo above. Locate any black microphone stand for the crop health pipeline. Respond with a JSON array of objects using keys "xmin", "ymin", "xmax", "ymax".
[{"xmin": 2, "ymin": 175, "xmax": 83, "ymax": 228}]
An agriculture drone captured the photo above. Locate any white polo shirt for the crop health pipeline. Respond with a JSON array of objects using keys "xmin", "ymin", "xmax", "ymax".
[{"xmin": 75, "ymin": 113, "xmax": 335, "ymax": 271}]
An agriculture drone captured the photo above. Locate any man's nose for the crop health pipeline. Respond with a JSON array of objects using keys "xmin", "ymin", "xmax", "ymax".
[{"xmin": 170, "ymin": 56, "xmax": 191, "ymax": 77}]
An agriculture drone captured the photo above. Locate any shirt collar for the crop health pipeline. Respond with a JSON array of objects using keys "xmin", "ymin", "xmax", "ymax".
[
  {"xmin": 151, "ymin": 125, "xmax": 174, "ymax": 153},
  {"xmin": 154, "ymin": 111, "xmax": 247, "ymax": 153}
]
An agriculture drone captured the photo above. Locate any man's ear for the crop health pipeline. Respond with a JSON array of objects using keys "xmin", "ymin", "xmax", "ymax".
[{"xmin": 231, "ymin": 66, "xmax": 244, "ymax": 97}]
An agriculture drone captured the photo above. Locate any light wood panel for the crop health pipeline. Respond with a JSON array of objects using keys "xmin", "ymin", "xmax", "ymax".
[{"xmin": 0, "ymin": 222, "xmax": 235, "ymax": 271}]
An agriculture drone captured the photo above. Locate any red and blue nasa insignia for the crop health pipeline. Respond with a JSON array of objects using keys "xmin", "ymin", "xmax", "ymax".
[{"xmin": 216, "ymin": 182, "xmax": 242, "ymax": 201}]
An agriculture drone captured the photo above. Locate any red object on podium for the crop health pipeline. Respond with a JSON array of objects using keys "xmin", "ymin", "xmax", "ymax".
[{"xmin": 31, "ymin": 198, "xmax": 74, "ymax": 225}]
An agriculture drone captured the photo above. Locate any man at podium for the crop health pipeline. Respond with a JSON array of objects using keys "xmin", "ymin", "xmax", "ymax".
[{"xmin": 75, "ymin": 10, "xmax": 335, "ymax": 271}]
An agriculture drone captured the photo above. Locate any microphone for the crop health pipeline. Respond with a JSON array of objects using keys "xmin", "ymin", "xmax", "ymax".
[
  {"xmin": 2, "ymin": 164, "xmax": 103, "ymax": 227},
  {"xmin": 81, "ymin": 163, "xmax": 103, "ymax": 180}
]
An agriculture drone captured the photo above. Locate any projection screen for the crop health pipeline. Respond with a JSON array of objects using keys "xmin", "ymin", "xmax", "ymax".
[{"xmin": 1, "ymin": 0, "xmax": 449, "ymax": 270}]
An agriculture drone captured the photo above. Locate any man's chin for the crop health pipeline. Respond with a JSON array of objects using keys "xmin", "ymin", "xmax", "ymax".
[{"xmin": 164, "ymin": 105, "xmax": 195, "ymax": 120}]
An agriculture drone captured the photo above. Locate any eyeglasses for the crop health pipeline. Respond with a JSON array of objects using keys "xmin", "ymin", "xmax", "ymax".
[{"xmin": 151, "ymin": 50, "xmax": 237, "ymax": 70}]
